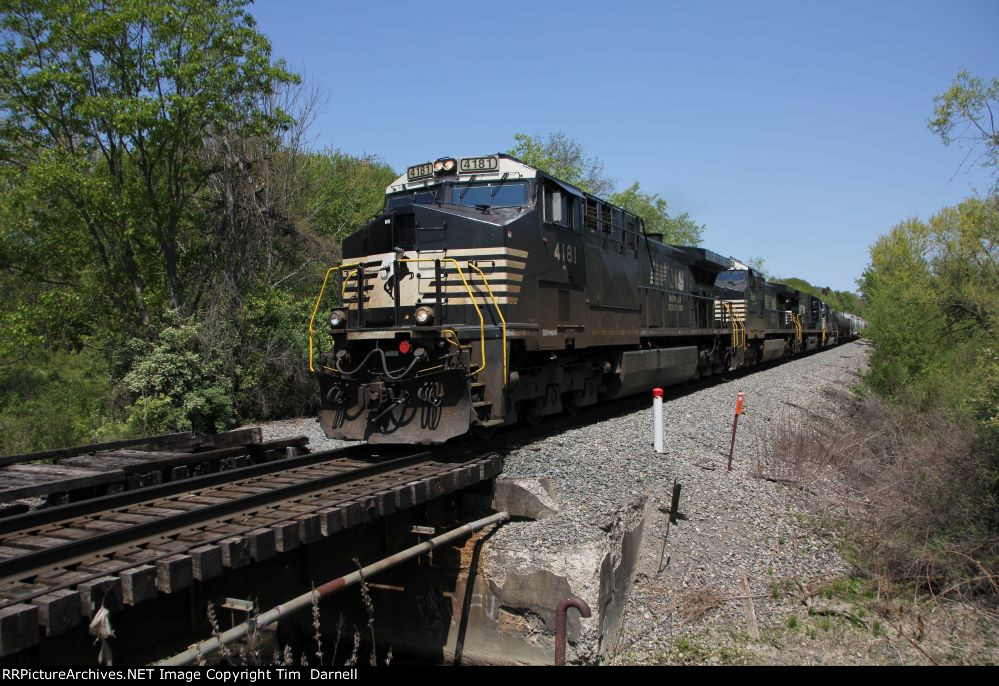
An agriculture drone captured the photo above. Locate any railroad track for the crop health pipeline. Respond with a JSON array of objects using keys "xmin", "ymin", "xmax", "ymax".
[
  {"xmin": 0, "ymin": 428, "xmax": 310, "ymax": 512},
  {"xmin": 0, "ymin": 444, "xmax": 502, "ymax": 653}
]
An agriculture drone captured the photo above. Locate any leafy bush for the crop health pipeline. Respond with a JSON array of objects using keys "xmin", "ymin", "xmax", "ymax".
[
  {"xmin": 119, "ymin": 318, "xmax": 237, "ymax": 435},
  {"xmin": 206, "ymin": 288, "xmax": 319, "ymax": 421},
  {"xmin": 860, "ymin": 199, "xmax": 998, "ymax": 414}
]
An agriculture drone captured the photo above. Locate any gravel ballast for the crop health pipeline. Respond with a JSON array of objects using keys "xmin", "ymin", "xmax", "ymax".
[
  {"xmin": 491, "ymin": 341, "xmax": 872, "ymax": 663},
  {"xmin": 246, "ymin": 416, "xmax": 359, "ymax": 453}
]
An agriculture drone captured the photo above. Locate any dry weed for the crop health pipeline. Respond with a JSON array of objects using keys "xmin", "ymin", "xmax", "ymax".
[
  {"xmin": 756, "ymin": 387, "xmax": 997, "ymax": 597},
  {"xmin": 679, "ymin": 586, "xmax": 724, "ymax": 623}
]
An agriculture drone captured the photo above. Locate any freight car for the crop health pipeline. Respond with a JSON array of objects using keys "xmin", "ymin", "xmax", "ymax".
[{"xmin": 309, "ymin": 154, "xmax": 863, "ymax": 444}]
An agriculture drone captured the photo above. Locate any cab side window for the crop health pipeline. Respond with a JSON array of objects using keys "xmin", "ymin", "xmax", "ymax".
[{"xmin": 543, "ymin": 182, "xmax": 575, "ymax": 230}]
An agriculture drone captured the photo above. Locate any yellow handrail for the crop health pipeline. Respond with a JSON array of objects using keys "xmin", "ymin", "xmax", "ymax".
[
  {"xmin": 397, "ymin": 257, "xmax": 487, "ymax": 377},
  {"xmin": 790, "ymin": 313, "xmax": 803, "ymax": 343},
  {"xmin": 467, "ymin": 262, "xmax": 508, "ymax": 385},
  {"xmin": 340, "ymin": 269, "xmax": 357, "ymax": 300},
  {"xmin": 310, "ymin": 257, "xmax": 499, "ymax": 380},
  {"xmin": 724, "ymin": 302, "xmax": 736, "ymax": 348},
  {"xmin": 308, "ymin": 262, "xmax": 362, "ymax": 372},
  {"xmin": 723, "ymin": 302, "xmax": 747, "ymax": 349}
]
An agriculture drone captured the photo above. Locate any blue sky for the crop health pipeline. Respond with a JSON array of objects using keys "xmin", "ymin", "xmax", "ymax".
[{"xmin": 250, "ymin": 0, "xmax": 997, "ymax": 292}]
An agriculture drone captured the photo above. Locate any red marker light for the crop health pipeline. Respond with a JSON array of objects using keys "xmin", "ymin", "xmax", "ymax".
[
  {"xmin": 653, "ymin": 387, "xmax": 663, "ymax": 398},
  {"xmin": 398, "ymin": 340, "xmax": 412, "ymax": 355}
]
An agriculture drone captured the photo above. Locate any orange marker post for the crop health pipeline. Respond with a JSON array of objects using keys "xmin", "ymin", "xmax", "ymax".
[{"xmin": 727, "ymin": 391, "xmax": 746, "ymax": 471}]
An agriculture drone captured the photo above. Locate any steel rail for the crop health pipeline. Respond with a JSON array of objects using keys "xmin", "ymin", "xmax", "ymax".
[
  {"xmin": 0, "ymin": 431, "xmax": 194, "ymax": 468},
  {"xmin": 158, "ymin": 511, "xmax": 510, "ymax": 666},
  {"xmin": 0, "ymin": 442, "xmax": 394, "ymax": 536},
  {"xmin": 0, "ymin": 448, "xmax": 438, "ymax": 585},
  {"xmin": 0, "ymin": 454, "xmax": 483, "ymax": 612},
  {"xmin": 0, "ymin": 435, "xmax": 309, "ymax": 505}
]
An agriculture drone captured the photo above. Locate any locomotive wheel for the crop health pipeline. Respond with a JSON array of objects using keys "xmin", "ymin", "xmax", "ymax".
[
  {"xmin": 519, "ymin": 401, "xmax": 544, "ymax": 426},
  {"xmin": 471, "ymin": 424, "xmax": 497, "ymax": 440},
  {"xmin": 563, "ymin": 393, "xmax": 581, "ymax": 416}
]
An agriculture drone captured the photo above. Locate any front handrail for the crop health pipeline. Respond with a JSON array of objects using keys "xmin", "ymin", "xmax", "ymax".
[
  {"xmin": 308, "ymin": 262, "xmax": 362, "ymax": 372},
  {"xmin": 340, "ymin": 269, "xmax": 357, "ymax": 300},
  {"xmin": 467, "ymin": 262, "xmax": 508, "ymax": 385},
  {"xmin": 310, "ymin": 256, "xmax": 504, "ymax": 382},
  {"xmin": 397, "ymin": 257, "xmax": 487, "ymax": 377}
]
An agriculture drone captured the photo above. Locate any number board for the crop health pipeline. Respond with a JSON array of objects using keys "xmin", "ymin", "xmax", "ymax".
[
  {"xmin": 459, "ymin": 156, "xmax": 499, "ymax": 174},
  {"xmin": 407, "ymin": 162, "xmax": 434, "ymax": 181}
]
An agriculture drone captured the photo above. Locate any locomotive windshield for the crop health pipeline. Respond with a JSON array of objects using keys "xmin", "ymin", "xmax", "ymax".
[
  {"xmin": 386, "ymin": 185, "xmax": 442, "ymax": 210},
  {"xmin": 715, "ymin": 269, "xmax": 748, "ymax": 291},
  {"xmin": 451, "ymin": 180, "xmax": 529, "ymax": 208}
]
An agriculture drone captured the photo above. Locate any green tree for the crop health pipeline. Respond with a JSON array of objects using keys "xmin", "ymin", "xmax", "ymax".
[
  {"xmin": 610, "ymin": 181, "xmax": 704, "ymax": 246},
  {"xmin": 743, "ymin": 256, "xmax": 768, "ymax": 277},
  {"xmin": 508, "ymin": 132, "xmax": 614, "ymax": 196},
  {"xmin": 927, "ymin": 197, "xmax": 999, "ymax": 337},
  {"xmin": 858, "ymin": 200, "xmax": 999, "ymax": 594},
  {"xmin": 929, "ymin": 70, "xmax": 999, "ymax": 191},
  {"xmin": 859, "ymin": 199, "xmax": 998, "ymax": 411},
  {"xmin": 0, "ymin": 0, "xmax": 298, "ymax": 331},
  {"xmin": 310, "ymin": 150, "xmax": 397, "ymax": 243},
  {"xmin": 859, "ymin": 218, "xmax": 937, "ymax": 398}
]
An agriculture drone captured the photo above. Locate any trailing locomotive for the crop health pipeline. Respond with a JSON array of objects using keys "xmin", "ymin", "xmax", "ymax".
[{"xmin": 309, "ymin": 154, "xmax": 864, "ymax": 444}]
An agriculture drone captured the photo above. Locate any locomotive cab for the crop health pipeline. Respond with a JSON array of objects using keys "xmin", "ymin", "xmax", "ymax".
[
  {"xmin": 313, "ymin": 155, "xmax": 537, "ymax": 444},
  {"xmin": 713, "ymin": 265, "xmax": 769, "ymax": 336}
]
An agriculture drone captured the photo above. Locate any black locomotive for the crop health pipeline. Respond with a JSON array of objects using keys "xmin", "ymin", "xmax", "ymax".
[{"xmin": 310, "ymin": 154, "xmax": 864, "ymax": 444}]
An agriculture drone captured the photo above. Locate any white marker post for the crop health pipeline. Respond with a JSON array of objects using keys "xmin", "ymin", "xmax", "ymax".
[{"xmin": 653, "ymin": 387, "xmax": 664, "ymax": 453}]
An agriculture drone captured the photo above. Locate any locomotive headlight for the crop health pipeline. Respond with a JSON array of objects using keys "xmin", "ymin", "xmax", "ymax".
[
  {"xmin": 414, "ymin": 306, "xmax": 435, "ymax": 325},
  {"xmin": 329, "ymin": 309, "xmax": 346, "ymax": 328},
  {"xmin": 433, "ymin": 158, "xmax": 456, "ymax": 175}
]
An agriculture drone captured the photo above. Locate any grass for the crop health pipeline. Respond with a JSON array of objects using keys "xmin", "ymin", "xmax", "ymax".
[
  {"xmin": 664, "ymin": 636, "xmax": 754, "ymax": 665},
  {"xmin": 820, "ymin": 577, "xmax": 876, "ymax": 603}
]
